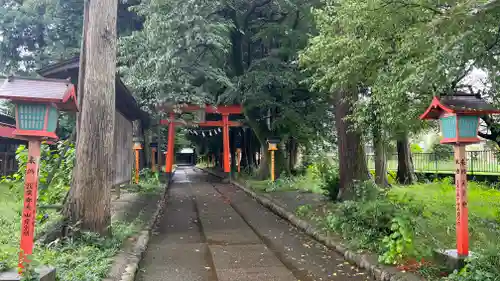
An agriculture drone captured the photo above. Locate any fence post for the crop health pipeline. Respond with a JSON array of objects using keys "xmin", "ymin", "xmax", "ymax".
[
  {"xmin": 435, "ymin": 153, "xmax": 438, "ymax": 173},
  {"xmin": 470, "ymin": 151, "xmax": 474, "ymax": 176}
]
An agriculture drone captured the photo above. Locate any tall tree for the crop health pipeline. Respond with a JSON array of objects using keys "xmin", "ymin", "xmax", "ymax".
[
  {"xmin": 64, "ymin": 0, "xmax": 118, "ymax": 235},
  {"xmin": 120, "ymin": 0, "xmax": 330, "ymax": 179},
  {"xmin": 334, "ymin": 90, "xmax": 369, "ymax": 200}
]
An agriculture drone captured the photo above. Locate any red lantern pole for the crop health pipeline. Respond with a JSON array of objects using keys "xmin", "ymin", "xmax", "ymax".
[
  {"xmin": 134, "ymin": 148, "xmax": 140, "ymax": 184},
  {"xmin": 18, "ymin": 140, "xmax": 41, "ymax": 272},
  {"xmin": 454, "ymin": 145, "xmax": 469, "ymax": 256}
]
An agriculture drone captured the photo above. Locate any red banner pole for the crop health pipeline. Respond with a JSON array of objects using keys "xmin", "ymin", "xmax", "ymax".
[
  {"xmin": 454, "ymin": 144, "xmax": 469, "ymax": 256},
  {"xmin": 222, "ymin": 114, "xmax": 230, "ymax": 173},
  {"xmin": 18, "ymin": 140, "xmax": 41, "ymax": 272}
]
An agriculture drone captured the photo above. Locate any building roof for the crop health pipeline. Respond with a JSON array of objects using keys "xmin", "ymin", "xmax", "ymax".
[
  {"xmin": 37, "ymin": 57, "xmax": 150, "ymax": 128},
  {"xmin": 420, "ymin": 92, "xmax": 500, "ymax": 120},
  {"xmin": 0, "ymin": 76, "xmax": 78, "ymax": 111},
  {"xmin": 179, "ymin": 148, "xmax": 195, "ymax": 154}
]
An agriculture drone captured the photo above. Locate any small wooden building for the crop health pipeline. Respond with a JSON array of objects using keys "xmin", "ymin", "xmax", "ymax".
[{"xmin": 37, "ymin": 57, "xmax": 150, "ymax": 186}]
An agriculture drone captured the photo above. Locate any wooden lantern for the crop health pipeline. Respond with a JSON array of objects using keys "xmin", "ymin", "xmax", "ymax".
[
  {"xmin": 0, "ymin": 76, "xmax": 78, "ymax": 140},
  {"xmin": 0, "ymin": 76, "xmax": 77, "ymax": 273},
  {"xmin": 267, "ymin": 137, "xmax": 280, "ymax": 151},
  {"xmin": 420, "ymin": 92, "xmax": 500, "ymax": 144},
  {"xmin": 267, "ymin": 137, "xmax": 280, "ymax": 182},
  {"xmin": 420, "ymin": 91, "xmax": 500, "ymax": 258}
]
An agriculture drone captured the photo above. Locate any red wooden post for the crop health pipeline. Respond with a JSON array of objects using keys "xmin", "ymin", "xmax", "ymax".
[
  {"xmin": 454, "ymin": 145, "xmax": 469, "ymax": 256},
  {"xmin": 18, "ymin": 140, "xmax": 41, "ymax": 271},
  {"xmin": 165, "ymin": 112, "xmax": 175, "ymax": 175},
  {"xmin": 222, "ymin": 114, "xmax": 230, "ymax": 174}
]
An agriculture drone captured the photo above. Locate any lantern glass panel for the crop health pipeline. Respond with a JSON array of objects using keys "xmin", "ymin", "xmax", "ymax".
[
  {"xmin": 440, "ymin": 116, "xmax": 457, "ymax": 139},
  {"xmin": 458, "ymin": 116, "xmax": 479, "ymax": 138},
  {"xmin": 47, "ymin": 106, "xmax": 59, "ymax": 133},
  {"xmin": 18, "ymin": 103, "xmax": 46, "ymax": 131}
]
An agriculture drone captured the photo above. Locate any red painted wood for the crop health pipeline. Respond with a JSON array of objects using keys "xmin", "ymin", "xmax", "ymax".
[
  {"xmin": 165, "ymin": 112, "xmax": 175, "ymax": 173},
  {"xmin": 134, "ymin": 149, "xmax": 140, "ymax": 184},
  {"xmin": 420, "ymin": 96, "xmax": 500, "ymax": 120},
  {"xmin": 159, "ymin": 104, "xmax": 242, "ymax": 114},
  {"xmin": 222, "ymin": 114, "xmax": 230, "ymax": 173},
  {"xmin": 440, "ymin": 137, "xmax": 481, "ymax": 144},
  {"xmin": 61, "ymin": 85, "xmax": 79, "ymax": 111},
  {"xmin": 18, "ymin": 140, "xmax": 41, "ymax": 272},
  {"xmin": 13, "ymin": 130, "xmax": 58, "ymax": 140},
  {"xmin": 159, "ymin": 120, "xmax": 242, "ymax": 127},
  {"xmin": 454, "ymin": 145, "xmax": 469, "ymax": 256}
]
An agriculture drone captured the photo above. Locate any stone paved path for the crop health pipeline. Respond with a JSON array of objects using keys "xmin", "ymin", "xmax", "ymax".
[{"xmin": 136, "ymin": 167, "xmax": 374, "ymax": 281}]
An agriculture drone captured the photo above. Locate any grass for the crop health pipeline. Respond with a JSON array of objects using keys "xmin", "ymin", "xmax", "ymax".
[
  {"xmin": 388, "ymin": 179, "xmax": 500, "ymax": 251},
  {"xmin": 0, "ymin": 177, "xmax": 155, "ymax": 280},
  {"xmin": 243, "ymin": 173, "xmax": 325, "ymax": 194}
]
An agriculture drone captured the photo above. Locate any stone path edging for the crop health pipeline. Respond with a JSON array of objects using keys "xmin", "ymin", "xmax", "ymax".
[
  {"xmin": 200, "ymin": 168, "xmax": 423, "ymax": 281},
  {"xmin": 114, "ymin": 170, "xmax": 176, "ymax": 281}
]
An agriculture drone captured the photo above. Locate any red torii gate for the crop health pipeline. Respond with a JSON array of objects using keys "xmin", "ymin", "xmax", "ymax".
[{"xmin": 159, "ymin": 104, "xmax": 243, "ymax": 177}]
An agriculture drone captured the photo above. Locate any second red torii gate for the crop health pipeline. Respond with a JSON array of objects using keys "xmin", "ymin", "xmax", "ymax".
[{"xmin": 160, "ymin": 104, "xmax": 243, "ymax": 177}]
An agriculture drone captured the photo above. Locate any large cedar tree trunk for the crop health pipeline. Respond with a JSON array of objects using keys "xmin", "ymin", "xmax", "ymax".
[
  {"xmin": 64, "ymin": 0, "xmax": 118, "ymax": 235},
  {"xmin": 396, "ymin": 132, "xmax": 416, "ymax": 184},
  {"xmin": 335, "ymin": 90, "xmax": 369, "ymax": 200},
  {"xmin": 373, "ymin": 128, "xmax": 389, "ymax": 187}
]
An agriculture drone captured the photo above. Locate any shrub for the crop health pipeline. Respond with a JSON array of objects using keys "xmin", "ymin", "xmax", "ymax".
[
  {"xmin": 139, "ymin": 168, "xmax": 159, "ymax": 185},
  {"xmin": 315, "ymin": 160, "xmax": 340, "ymax": 200},
  {"xmin": 429, "ymin": 143, "xmax": 454, "ymax": 161}
]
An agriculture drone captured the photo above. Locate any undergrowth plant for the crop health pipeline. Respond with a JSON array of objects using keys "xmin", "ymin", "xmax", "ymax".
[
  {"xmin": 139, "ymin": 168, "xmax": 159, "ymax": 185},
  {"xmin": 1, "ymin": 140, "xmax": 74, "ymax": 205},
  {"xmin": 445, "ymin": 247, "xmax": 500, "ymax": 281}
]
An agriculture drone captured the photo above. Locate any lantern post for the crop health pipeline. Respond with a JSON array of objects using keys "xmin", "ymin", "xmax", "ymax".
[
  {"xmin": 267, "ymin": 137, "xmax": 280, "ymax": 182},
  {"xmin": 420, "ymin": 92, "xmax": 500, "ymax": 266},
  {"xmin": 0, "ymin": 76, "xmax": 78, "ymax": 276},
  {"xmin": 133, "ymin": 138, "xmax": 143, "ymax": 184}
]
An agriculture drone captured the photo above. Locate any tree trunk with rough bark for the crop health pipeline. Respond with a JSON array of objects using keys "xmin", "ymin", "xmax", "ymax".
[
  {"xmin": 63, "ymin": 0, "xmax": 89, "ymax": 220},
  {"xmin": 335, "ymin": 90, "xmax": 369, "ymax": 201},
  {"xmin": 64, "ymin": 0, "xmax": 118, "ymax": 235},
  {"xmin": 374, "ymin": 133, "xmax": 389, "ymax": 187},
  {"xmin": 288, "ymin": 137, "xmax": 298, "ymax": 172},
  {"xmin": 256, "ymin": 144, "xmax": 270, "ymax": 179},
  {"xmin": 396, "ymin": 132, "xmax": 416, "ymax": 185}
]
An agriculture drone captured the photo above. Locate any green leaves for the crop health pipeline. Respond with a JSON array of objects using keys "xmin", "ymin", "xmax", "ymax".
[
  {"xmin": 119, "ymin": 0, "xmax": 233, "ymax": 110},
  {"xmin": 300, "ymin": 0, "xmax": 500, "ymax": 140}
]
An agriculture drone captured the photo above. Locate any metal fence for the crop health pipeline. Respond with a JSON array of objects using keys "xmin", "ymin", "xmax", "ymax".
[{"xmin": 366, "ymin": 150, "xmax": 500, "ymax": 175}]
